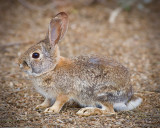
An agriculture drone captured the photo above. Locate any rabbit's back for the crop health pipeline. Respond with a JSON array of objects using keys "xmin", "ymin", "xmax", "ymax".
[{"xmin": 72, "ymin": 55, "xmax": 130, "ymax": 87}]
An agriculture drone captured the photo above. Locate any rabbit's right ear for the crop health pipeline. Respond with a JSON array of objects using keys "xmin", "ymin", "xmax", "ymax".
[{"xmin": 48, "ymin": 12, "xmax": 68, "ymax": 47}]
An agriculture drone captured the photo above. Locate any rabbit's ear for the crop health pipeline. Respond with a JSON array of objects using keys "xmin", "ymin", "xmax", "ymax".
[{"xmin": 48, "ymin": 12, "xmax": 68, "ymax": 46}]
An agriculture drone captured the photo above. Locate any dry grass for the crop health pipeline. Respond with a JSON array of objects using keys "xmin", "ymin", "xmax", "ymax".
[{"xmin": 0, "ymin": 0, "xmax": 160, "ymax": 127}]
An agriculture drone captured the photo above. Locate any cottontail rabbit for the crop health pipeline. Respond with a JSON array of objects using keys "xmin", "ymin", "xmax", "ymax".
[{"xmin": 18, "ymin": 12, "xmax": 142, "ymax": 116}]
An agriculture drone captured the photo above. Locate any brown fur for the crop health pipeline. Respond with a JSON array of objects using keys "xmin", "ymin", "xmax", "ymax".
[{"xmin": 18, "ymin": 12, "xmax": 142, "ymax": 116}]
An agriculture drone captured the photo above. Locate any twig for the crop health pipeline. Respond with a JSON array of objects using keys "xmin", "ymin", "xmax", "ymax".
[
  {"xmin": 109, "ymin": 7, "xmax": 122, "ymax": 24},
  {"xmin": 18, "ymin": 0, "xmax": 70, "ymax": 11},
  {"xmin": 18, "ymin": 0, "xmax": 42, "ymax": 10},
  {"xmin": 139, "ymin": 91, "xmax": 159, "ymax": 94},
  {"xmin": 0, "ymin": 41, "xmax": 33, "ymax": 47}
]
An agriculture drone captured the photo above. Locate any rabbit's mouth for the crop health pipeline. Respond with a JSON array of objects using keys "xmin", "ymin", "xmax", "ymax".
[
  {"xmin": 22, "ymin": 68, "xmax": 41, "ymax": 77},
  {"xmin": 25, "ymin": 70, "xmax": 40, "ymax": 77},
  {"xmin": 20, "ymin": 64, "xmax": 47, "ymax": 77},
  {"xmin": 19, "ymin": 61, "xmax": 40, "ymax": 77}
]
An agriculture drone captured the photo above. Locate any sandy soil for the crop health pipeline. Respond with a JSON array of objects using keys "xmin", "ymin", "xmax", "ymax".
[{"xmin": 0, "ymin": 0, "xmax": 159, "ymax": 127}]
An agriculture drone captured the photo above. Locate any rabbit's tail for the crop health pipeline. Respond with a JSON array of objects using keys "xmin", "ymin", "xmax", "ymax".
[{"xmin": 113, "ymin": 95, "xmax": 142, "ymax": 112}]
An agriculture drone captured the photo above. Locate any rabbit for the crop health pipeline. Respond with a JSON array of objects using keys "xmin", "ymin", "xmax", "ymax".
[{"xmin": 18, "ymin": 12, "xmax": 142, "ymax": 116}]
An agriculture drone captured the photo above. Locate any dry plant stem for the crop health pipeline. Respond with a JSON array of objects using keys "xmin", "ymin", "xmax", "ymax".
[
  {"xmin": 18, "ymin": 0, "xmax": 70, "ymax": 11},
  {"xmin": 0, "ymin": 42, "xmax": 32, "ymax": 47},
  {"xmin": 109, "ymin": 7, "xmax": 122, "ymax": 24},
  {"xmin": 18, "ymin": 0, "xmax": 41, "ymax": 10}
]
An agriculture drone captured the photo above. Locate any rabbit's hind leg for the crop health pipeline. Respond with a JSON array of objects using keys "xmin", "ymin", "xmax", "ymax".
[{"xmin": 76, "ymin": 102, "xmax": 116, "ymax": 116}]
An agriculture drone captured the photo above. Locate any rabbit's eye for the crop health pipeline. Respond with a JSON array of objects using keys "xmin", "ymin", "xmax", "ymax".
[{"xmin": 32, "ymin": 52, "xmax": 40, "ymax": 59}]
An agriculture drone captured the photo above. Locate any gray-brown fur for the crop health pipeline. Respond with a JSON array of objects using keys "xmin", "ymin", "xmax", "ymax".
[
  {"xmin": 18, "ymin": 12, "xmax": 142, "ymax": 115},
  {"xmin": 31, "ymin": 55, "xmax": 131, "ymax": 107}
]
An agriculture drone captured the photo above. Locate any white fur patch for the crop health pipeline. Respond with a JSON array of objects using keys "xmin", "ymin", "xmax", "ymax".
[
  {"xmin": 127, "ymin": 97, "xmax": 142, "ymax": 110},
  {"xmin": 113, "ymin": 97, "xmax": 142, "ymax": 111},
  {"xmin": 101, "ymin": 105, "xmax": 107, "ymax": 110},
  {"xmin": 97, "ymin": 93, "xmax": 106, "ymax": 97}
]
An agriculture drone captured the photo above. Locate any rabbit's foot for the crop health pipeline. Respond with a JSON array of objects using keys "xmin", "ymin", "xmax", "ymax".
[
  {"xmin": 36, "ymin": 104, "xmax": 49, "ymax": 110},
  {"xmin": 44, "ymin": 107, "xmax": 59, "ymax": 113},
  {"xmin": 44, "ymin": 104, "xmax": 62, "ymax": 113},
  {"xmin": 35, "ymin": 98, "xmax": 51, "ymax": 110},
  {"xmin": 36, "ymin": 104, "xmax": 45, "ymax": 110},
  {"xmin": 76, "ymin": 107, "xmax": 115, "ymax": 116}
]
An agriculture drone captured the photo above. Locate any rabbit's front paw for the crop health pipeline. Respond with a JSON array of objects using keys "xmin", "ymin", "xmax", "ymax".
[
  {"xmin": 35, "ymin": 99, "xmax": 51, "ymax": 110},
  {"xmin": 44, "ymin": 107, "xmax": 54, "ymax": 113},
  {"xmin": 36, "ymin": 103, "xmax": 49, "ymax": 110},
  {"xmin": 36, "ymin": 104, "xmax": 46, "ymax": 110},
  {"xmin": 44, "ymin": 106, "xmax": 60, "ymax": 113}
]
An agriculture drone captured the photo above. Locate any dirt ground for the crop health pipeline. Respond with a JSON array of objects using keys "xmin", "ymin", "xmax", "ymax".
[{"xmin": 0, "ymin": 0, "xmax": 160, "ymax": 127}]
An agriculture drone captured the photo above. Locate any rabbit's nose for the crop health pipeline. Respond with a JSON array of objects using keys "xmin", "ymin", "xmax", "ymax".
[
  {"xmin": 23, "ymin": 60, "xmax": 28, "ymax": 66},
  {"xmin": 20, "ymin": 64, "xmax": 23, "ymax": 69},
  {"xmin": 20, "ymin": 60, "xmax": 29, "ymax": 69}
]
